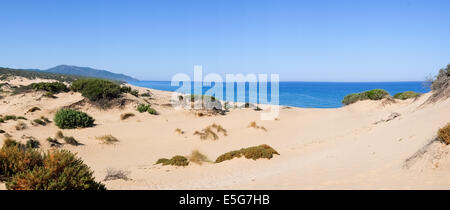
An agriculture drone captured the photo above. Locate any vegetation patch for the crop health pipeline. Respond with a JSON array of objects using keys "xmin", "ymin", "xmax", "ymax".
[
  {"xmin": 96, "ymin": 135, "xmax": 119, "ymax": 144},
  {"xmin": 26, "ymin": 138, "xmax": 40, "ymax": 149},
  {"xmin": 63, "ymin": 136, "xmax": 81, "ymax": 146},
  {"xmin": 55, "ymin": 131, "xmax": 64, "ymax": 139},
  {"xmin": 248, "ymin": 121, "xmax": 267, "ymax": 132},
  {"xmin": 103, "ymin": 168, "xmax": 131, "ymax": 181},
  {"xmin": 438, "ymin": 123, "xmax": 450, "ymax": 145},
  {"xmin": 394, "ymin": 91, "xmax": 421, "ymax": 100},
  {"xmin": 137, "ymin": 104, "xmax": 151, "ymax": 113},
  {"xmin": 54, "ymin": 109, "xmax": 94, "ymax": 129},
  {"xmin": 31, "ymin": 82, "xmax": 69, "ymax": 94},
  {"xmin": 27, "ymin": 107, "xmax": 41, "ymax": 113},
  {"xmin": 15, "ymin": 122, "xmax": 27, "ymax": 130},
  {"xmin": 194, "ymin": 123, "xmax": 227, "ymax": 140},
  {"xmin": 0, "ymin": 115, "xmax": 27, "ymax": 122},
  {"xmin": 46, "ymin": 137, "xmax": 62, "ymax": 147},
  {"xmin": 71, "ymin": 78, "xmax": 122, "ymax": 101},
  {"xmin": 147, "ymin": 107, "xmax": 158, "ymax": 115},
  {"xmin": 342, "ymin": 89, "xmax": 390, "ymax": 105},
  {"xmin": 215, "ymin": 144, "xmax": 280, "ymax": 163},
  {"xmin": 120, "ymin": 112, "xmax": 135, "ymax": 120},
  {"xmin": 188, "ymin": 150, "xmax": 210, "ymax": 165},
  {"xmin": 155, "ymin": 155, "xmax": 189, "ymax": 166}
]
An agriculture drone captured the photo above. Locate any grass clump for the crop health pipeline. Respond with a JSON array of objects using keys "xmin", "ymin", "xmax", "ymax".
[
  {"xmin": 147, "ymin": 107, "xmax": 158, "ymax": 115},
  {"xmin": 155, "ymin": 155, "xmax": 189, "ymax": 166},
  {"xmin": 120, "ymin": 112, "xmax": 135, "ymax": 120},
  {"xmin": 46, "ymin": 137, "xmax": 62, "ymax": 147},
  {"xmin": 342, "ymin": 89, "xmax": 390, "ymax": 105},
  {"xmin": 194, "ymin": 123, "xmax": 227, "ymax": 140},
  {"xmin": 6, "ymin": 149, "xmax": 105, "ymax": 190},
  {"xmin": 103, "ymin": 168, "xmax": 131, "ymax": 181},
  {"xmin": 1, "ymin": 115, "xmax": 27, "ymax": 122},
  {"xmin": 96, "ymin": 135, "xmax": 119, "ymax": 144},
  {"xmin": 215, "ymin": 144, "xmax": 280, "ymax": 163},
  {"xmin": 63, "ymin": 136, "xmax": 81, "ymax": 146},
  {"xmin": 71, "ymin": 78, "xmax": 122, "ymax": 101},
  {"xmin": 248, "ymin": 121, "xmax": 267, "ymax": 132},
  {"xmin": 26, "ymin": 138, "xmax": 40, "ymax": 149},
  {"xmin": 55, "ymin": 131, "xmax": 64, "ymax": 139},
  {"xmin": 54, "ymin": 109, "xmax": 94, "ymax": 129},
  {"xmin": 394, "ymin": 91, "xmax": 421, "ymax": 100},
  {"xmin": 15, "ymin": 122, "xmax": 27, "ymax": 130},
  {"xmin": 188, "ymin": 150, "xmax": 210, "ymax": 165},
  {"xmin": 137, "ymin": 104, "xmax": 151, "ymax": 113},
  {"xmin": 438, "ymin": 123, "xmax": 450, "ymax": 145},
  {"xmin": 33, "ymin": 118, "xmax": 46, "ymax": 126}
]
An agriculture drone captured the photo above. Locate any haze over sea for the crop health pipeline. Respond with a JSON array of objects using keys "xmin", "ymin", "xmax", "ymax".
[{"xmin": 131, "ymin": 81, "xmax": 430, "ymax": 108}]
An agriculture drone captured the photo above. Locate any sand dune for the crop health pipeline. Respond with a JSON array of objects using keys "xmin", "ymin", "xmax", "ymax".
[{"xmin": 1, "ymin": 77, "xmax": 449, "ymax": 190}]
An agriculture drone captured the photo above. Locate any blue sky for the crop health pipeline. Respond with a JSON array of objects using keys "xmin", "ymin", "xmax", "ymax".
[{"xmin": 0, "ymin": 0, "xmax": 449, "ymax": 81}]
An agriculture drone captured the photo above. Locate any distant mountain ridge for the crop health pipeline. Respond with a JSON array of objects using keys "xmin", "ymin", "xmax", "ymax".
[{"xmin": 44, "ymin": 65, "xmax": 139, "ymax": 82}]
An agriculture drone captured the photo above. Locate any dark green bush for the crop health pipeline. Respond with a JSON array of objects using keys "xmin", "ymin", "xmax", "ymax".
[
  {"xmin": 342, "ymin": 89, "xmax": 390, "ymax": 105},
  {"xmin": 130, "ymin": 90, "xmax": 139, "ymax": 97},
  {"xmin": 31, "ymin": 82, "xmax": 69, "ymax": 94},
  {"xmin": 26, "ymin": 139, "xmax": 40, "ymax": 149},
  {"xmin": 71, "ymin": 78, "xmax": 122, "ymax": 101},
  {"xmin": 6, "ymin": 150, "xmax": 105, "ymax": 190},
  {"xmin": 54, "ymin": 109, "xmax": 94, "ymax": 129},
  {"xmin": 393, "ymin": 91, "xmax": 421, "ymax": 100},
  {"xmin": 137, "ymin": 104, "xmax": 151, "ymax": 113},
  {"xmin": 33, "ymin": 119, "xmax": 46, "ymax": 126},
  {"xmin": 215, "ymin": 144, "xmax": 280, "ymax": 163},
  {"xmin": 147, "ymin": 107, "xmax": 158, "ymax": 115}
]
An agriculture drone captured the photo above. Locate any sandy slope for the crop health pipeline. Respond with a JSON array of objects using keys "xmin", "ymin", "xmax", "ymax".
[{"xmin": 0, "ymin": 77, "xmax": 449, "ymax": 190}]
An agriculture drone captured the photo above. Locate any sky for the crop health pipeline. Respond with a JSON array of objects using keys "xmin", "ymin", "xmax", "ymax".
[{"xmin": 0, "ymin": 0, "xmax": 449, "ymax": 81}]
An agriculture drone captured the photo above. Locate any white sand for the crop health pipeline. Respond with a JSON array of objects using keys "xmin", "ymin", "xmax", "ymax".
[{"xmin": 1, "ymin": 77, "xmax": 450, "ymax": 190}]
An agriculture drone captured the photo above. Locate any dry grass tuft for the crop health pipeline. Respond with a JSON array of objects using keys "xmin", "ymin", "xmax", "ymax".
[
  {"xmin": 188, "ymin": 150, "xmax": 210, "ymax": 165},
  {"xmin": 55, "ymin": 131, "xmax": 64, "ymax": 139},
  {"xmin": 438, "ymin": 123, "xmax": 450, "ymax": 144},
  {"xmin": 194, "ymin": 123, "xmax": 227, "ymax": 140},
  {"xmin": 103, "ymin": 168, "xmax": 131, "ymax": 181},
  {"xmin": 175, "ymin": 128, "xmax": 185, "ymax": 135},
  {"xmin": 63, "ymin": 136, "xmax": 81, "ymax": 146},
  {"xmin": 248, "ymin": 121, "xmax": 267, "ymax": 132},
  {"xmin": 96, "ymin": 135, "xmax": 119, "ymax": 144},
  {"xmin": 120, "ymin": 113, "xmax": 135, "ymax": 120}
]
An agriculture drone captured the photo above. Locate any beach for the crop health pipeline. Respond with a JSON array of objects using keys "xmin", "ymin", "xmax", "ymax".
[{"xmin": 1, "ymin": 76, "xmax": 450, "ymax": 190}]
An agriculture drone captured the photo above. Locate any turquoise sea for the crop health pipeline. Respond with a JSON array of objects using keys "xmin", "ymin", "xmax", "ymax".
[{"xmin": 130, "ymin": 81, "xmax": 430, "ymax": 108}]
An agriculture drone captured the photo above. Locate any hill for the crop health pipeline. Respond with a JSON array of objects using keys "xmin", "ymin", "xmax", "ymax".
[{"xmin": 44, "ymin": 65, "xmax": 138, "ymax": 82}]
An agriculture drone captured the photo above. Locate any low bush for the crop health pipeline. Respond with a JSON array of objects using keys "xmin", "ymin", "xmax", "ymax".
[
  {"xmin": 46, "ymin": 137, "xmax": 61, "ymax": 147},
  {"xmin": 33, "ymin": 118, "xmax": 46, "ymax": 126},
  {"xmin": 342, "ymin": 89, "xmax": 390, "ymax": 105},
  {"xmin": 71, "ymin": 78, "xmax": 122, "ymax": 101},
  {"xmin": 137, "ymin": 104, "xmax": 151, "ymax": 113},
  {"xmin": 130, "ymin": 90, "xmax": 139, "ymax": 97},
  {"xmin": 215, "ymin": 144, "xmax": 279, "ymax": 163},
  {"xmin": 31, "ymin": 82, "xmax": 69, "ymax": 94},
  {"xmin": 155, "ymin": 155, "xmax": 189, "ymax": 166},
  {"xmin": 438, "ymin": 123, "xmax": 450, "ymax": 144},
  {"xmin": 0, "ymin": 139, "xmax": 42, "ymax": 180},
  {"xmin": 27, "ymin": 107, "xmax": 41, "ymax": 113},
  {"xmin": 26, "ymin": 138, "xmax": 40, "ymax": 149},
  {"xmin": 147, "ymin": 107, "xmax": 158, "ymax": 115},
  {"xmin": 140, "ymin": 92, "xmax": 151, "ymax": 97},
  {"xmin": 54, "ymin": 109, "xmax": 94, "ymax": 129},
  {"xmin": 6, "ymin": 150, "xmax": 106, "ymax": 190},
  {"xmin": 393, "ymin": 91, "xmax": 421, "ymax": 100}
]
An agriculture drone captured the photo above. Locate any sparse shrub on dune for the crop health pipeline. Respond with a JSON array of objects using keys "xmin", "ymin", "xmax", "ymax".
[
  {"xmin": 147, "ymin": 107, "xmax": 158, "ymax": 115},
  {"xmin": 120, "ymin": 113, "xmax": 135, "ymax": 120},
  {"xmin": 63, "ymin": 136, "xmax": 81, "ymax": 146},
  {"xmin": 140, "ymin": 92, "xmax": 151, "ymax": 97},
  {"xmin": 15, "ymin": 122, "xmax": 27, "ymax": 130},
  {"xmin": 54, "ymin": 109, "xmax": 94, "ymax": 129},
  {"xmin": 33, "ymin": 118, "xmax": 46, "ymax": 126},
  {"xmin": 211, "ymin": 123, "xmax": 227, "ymax": 136},
  {"xmin": 46, "ymin": 137, "xmax": 62, "ymax": 147},
  {"xmin": 438, "ymin": 123, "xmax": 450, "ymax": 145},
  {"xmin": 155, "ymin": 155, "xmax": 189, "ymax": 166},
  {"xmin": 103, "ymin": 168, "xmax": 131, "ymax": 181},
  {"xmin": 194, "ymin": 123, "xmax": 227, "ymax": 140},
  {"xmin": 96, "ymin": 135, "xmax": 119, "ymax": 144},
  {"xmin": 55, "ymin": 131, "xmax": 64, "ymax": 139},
  {"xmin": 130, "ymin": 90, "xmax": 139, "ymax": 97},
  {"xmin": 342, "ymin": 89, "xmax": 390, "ymax": 105},
  {"xmin": 248, "ymin": 121, "xmax": 267, "ymax": 132},
  {"xmin": 394, "ymin": 91, "xmax": 421, "ymax": 100},
  {"xmin": 1, "ymin": 115, "xmax": 27, "ymax": 122},
  {"xmin": 0, "ymin": 139, "xmax": 42, "ymax": 180},
  {"xmin": 137, "ymin": 104, "xmax": 151, "ymax": 113},
  {"xmin": 71, "ymin": 78, "xmax": 122, "ymax": 101},
  {"xmin": 6, "ymin": 150, "xmax": 106, "ymax": 190},
  {"xmin": 188, "ymin": 150, "xmax": 210, "ymax": 165},
  {"xmin": 215, "ymin": 144, "xmax": 280, "ymax": 163},
  {"xmin": 27, "ymin": 107, "xmax": 41, "ymax": 113},
  {"xmin": 43, "ymin": 92, "xmax": 57, "ymax": 98},
  {"xmin": 26, "ymin": 138, "xmax": 40, "ymax": 149}
]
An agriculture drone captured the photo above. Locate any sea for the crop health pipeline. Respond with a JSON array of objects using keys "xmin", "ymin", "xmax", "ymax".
[{"xmin": 130, "ymin": 81, "xmax": 430, "ymax": 108}]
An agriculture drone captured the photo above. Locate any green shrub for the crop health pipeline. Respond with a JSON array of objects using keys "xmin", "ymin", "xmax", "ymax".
[
  {"xmin": 71, "ymin": 78, "xmax": 122, "ymax": 101},
  {"xmin": 54, "ymin": 109, "xmax": 94, "ymax": 129},
  {"xmin": 43, "ymin": 92, "xmax": 56, "ymax": 98},
  {"xmin": 342, "ymin": 89, "xmax": 390, "ymax": 105},
  {"xmin": 130, "ymin": 90, "xmax": 139, "ymax": 97},
  {"xmin": 137, "ymin": 104, "xmax": 150, "ymax": 113},
  {"xmin": 0, "ymin": 140, "xmax": 42, "ymax": 180},
  {"xmin": 147, "ymin": 107, "xmax": 158, "ymax": 115},
  {"xmin": 6, "ymin": 150, "xmax": 105, "ymax": 190},
  {"xmin": 119, "ymin": 86, "xmax": 131, "ymax": 93},
  {"xmin": 140, "ymin": 92, "xmax": 151, "ymax": 97},
  {"xmin": 215, "ymin": 144, "xmax": 280, "ymax": 163},
  {"xmin": 31, "ymin": 82, "xmax": 69, "ymax": 94},
  {"xmin": 33, "ymin": 118, "xmax": 46, "ymax": 126},
  {"xmin": 393, "ymin": 91, "xmax": 421, "ymax": 100},
  {"xmin": 438, "ymin": 123, "xmax": 450, "ymax": 144},
  {"xmin": 26, "ymin": 139, "xmax": 40, "ymax": 149},
  {"xmin": 155, "ymin": 155, "xmax": 189, "ymax": 166}
]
